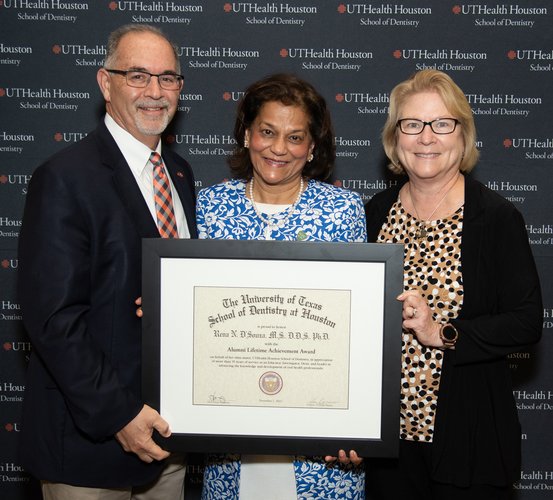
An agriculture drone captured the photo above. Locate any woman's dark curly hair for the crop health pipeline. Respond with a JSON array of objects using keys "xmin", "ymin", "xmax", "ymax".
[{"xmin": 229, "ymin": 73, "xmax": 335, "ymax": 181}]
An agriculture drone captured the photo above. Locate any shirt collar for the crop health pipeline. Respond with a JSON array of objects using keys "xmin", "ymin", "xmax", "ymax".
[{"xmin": 104, "ymin": 113, "xmax": 162, "ymax": 176}]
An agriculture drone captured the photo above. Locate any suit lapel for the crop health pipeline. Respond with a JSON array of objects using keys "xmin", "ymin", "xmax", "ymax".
[{"xmin": 95, "ymin": 123, "xmax": 160, "ymax": 239}]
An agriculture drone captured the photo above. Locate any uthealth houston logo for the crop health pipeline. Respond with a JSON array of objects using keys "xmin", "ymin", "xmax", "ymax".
[
  {"xmin": 0, "ymin": 174, "xmax": 31, "ymax": 185},
  {"xmin": 452, "ymin": 4, "xmax": 547, "ymax": 15},
  {"xmin": 223, "ymin": 91, "xmax": 245, "ymax": 102},
  {"xmin": 53, "ymin": 132, "xmax": 87, "ymax": 142},
  {"xmin": 337, "ymin": 4, "xmax": 431, "ymax": 15},
  {"xmin": 503, "ymin": 137, "xmax": 553, "ymax": 159},
  {"xmin": 3, "ymin": 341, "xmax": 31, "ymax": 352},
  {"xmin": 223, "ymin": 3, "xmax": 317, "ymax": 14},
  {"xmin": 503, "ymin": 138, "xmax": 553, "ymax": 148},
  {"xmin": 51, "ymin": 44, "xmax": 105, "ymax": 56},
  {"xmin": 392, "ymin": 49, "xmax": 487, "ymax": 60},
  {"xmin": 507, "ymin": 49, "xmax": 553, "ymax": 60},
  {"xmin": 108, "ymin": 1, "xmax": 203, "ymax": 12},
  {"xmin": 1, "ymin": 0, "xmax": 87, "ymax": 9},
  {"xmin": 1, "ymin": 259, "xmax": 18, "ymax": 269}
]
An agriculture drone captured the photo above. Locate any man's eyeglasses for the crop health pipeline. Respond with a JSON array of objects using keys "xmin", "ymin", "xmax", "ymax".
[
  {"xmin": 396, "ymin": 118, "xmax": 460, "ymax": 135},
  {"xmin": 105, "ymin": 69, "xmax": 184, "ymax": 91}
]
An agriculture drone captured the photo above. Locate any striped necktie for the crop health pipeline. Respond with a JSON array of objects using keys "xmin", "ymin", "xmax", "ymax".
[{"xmin": 150, "ymin": 152, "xmax": 178, "ymax": 238}]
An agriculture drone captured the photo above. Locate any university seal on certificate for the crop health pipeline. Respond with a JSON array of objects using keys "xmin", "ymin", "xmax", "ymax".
[{"xmin": 259, "ymin": 371, "xmax": 283, "ymax": 395}]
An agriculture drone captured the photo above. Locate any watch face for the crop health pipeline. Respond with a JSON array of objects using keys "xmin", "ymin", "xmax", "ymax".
[
  {"xmin": 439, "ymin": 324, "xmax": 457, "ymax": 350},
  {"xmin": 443, "ymin": 325, "xmax": 456, "ymax": 341}
]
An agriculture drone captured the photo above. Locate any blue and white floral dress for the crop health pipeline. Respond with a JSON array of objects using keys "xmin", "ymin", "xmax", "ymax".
[
  {"xmin": 197, "ymin": 178, "xmax": 366, "ymax": 243},
  {"xmin": 196, "ymin": 178, "xmax": 366, "ymax": 499}
]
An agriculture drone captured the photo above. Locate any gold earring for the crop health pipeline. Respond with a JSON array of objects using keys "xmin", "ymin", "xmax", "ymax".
[
  {"xmin": 244, "ymin": 139, "xmax": 249, "ymax": 149},
  {"xmin": 307, "ymin": 152, "xmax": 314, "ymax": 162}
]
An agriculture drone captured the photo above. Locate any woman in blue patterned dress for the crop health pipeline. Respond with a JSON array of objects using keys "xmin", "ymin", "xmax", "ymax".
[{"xmin": 197, "ymin": 74, "xmax": 366, "ymax": 499}]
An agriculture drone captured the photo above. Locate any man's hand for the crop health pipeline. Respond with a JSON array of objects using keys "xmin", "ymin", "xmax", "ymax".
[{"xmin": 115, "ymin": 404, "xmax": 171, "ymax": 463}]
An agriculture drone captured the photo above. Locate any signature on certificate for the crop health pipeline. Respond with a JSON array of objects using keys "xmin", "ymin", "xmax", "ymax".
[
  {"xmin": 208, "ymin": 393, "xmax": 229, "ymax": 404},
  {"xmin": 307, "ymin": 398, "xmax": 337, "ymax": 408}
]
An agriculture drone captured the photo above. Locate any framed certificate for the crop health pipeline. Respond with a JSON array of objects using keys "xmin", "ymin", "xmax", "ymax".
[{"xmin": 142, "ymin": 239, "xmax": 403, "ymax": 457}]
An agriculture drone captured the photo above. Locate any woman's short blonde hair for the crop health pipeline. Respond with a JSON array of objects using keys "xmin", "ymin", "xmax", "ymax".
[{"xmin": 382, "ymin": 69, "xmax": 479, "ymax": 174}]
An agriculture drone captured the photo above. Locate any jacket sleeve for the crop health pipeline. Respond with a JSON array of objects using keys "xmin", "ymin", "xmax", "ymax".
[
  {"xmin": 18, "ymin": 162, "xmax": 143, "ymax": 440},
  {"xmin": 452, "ymin": 202, "xmax": 543, "ymax": 364}
]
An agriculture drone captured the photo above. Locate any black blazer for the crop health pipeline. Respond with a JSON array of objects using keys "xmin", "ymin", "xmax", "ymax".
[
  {"xmin": 18, "ymin": 122, "xmax": 197, "ymax": 487},
  {"xmin": 365, "ymin": 175, "xmax": 542, "ymax": 487}
]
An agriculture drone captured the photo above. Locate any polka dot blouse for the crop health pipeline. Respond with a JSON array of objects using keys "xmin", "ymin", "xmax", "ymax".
[{"xmin": 377, "ymin": 197, "xmax": 464, "ymax": 442}]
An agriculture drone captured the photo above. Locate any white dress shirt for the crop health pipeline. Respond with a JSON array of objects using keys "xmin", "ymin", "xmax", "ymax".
[{"xmin": 104, "ymin": 114, "xmax": 190, "ymax": 238}]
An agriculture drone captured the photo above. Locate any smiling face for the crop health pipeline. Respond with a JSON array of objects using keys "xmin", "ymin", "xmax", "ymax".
[
  {"xmin": 246, "ymin": 101, "xmax": 314, "ymax": 192},
  {"xmin": 396, "ymin": 91, "xmax": 465, "ymax": 184},
  {"xmin": 97, "ymin": 31, "xmax": 181, "ymax": 149}
]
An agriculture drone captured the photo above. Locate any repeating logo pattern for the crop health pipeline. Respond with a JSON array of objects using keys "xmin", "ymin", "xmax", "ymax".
[{"xmin": 1, "ymin": 2, "xmax": 552, "ymax": 498}]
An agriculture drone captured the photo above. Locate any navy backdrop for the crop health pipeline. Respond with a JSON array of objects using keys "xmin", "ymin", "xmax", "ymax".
[{"xmin": 1, "ymin": 1, "xmax": 552, "ymax": 498}]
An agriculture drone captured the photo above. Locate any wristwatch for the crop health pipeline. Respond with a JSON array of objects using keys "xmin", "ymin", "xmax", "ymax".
[{"xmin": 439, "ymin": 323, "xmax": 458, "ymax": 349}]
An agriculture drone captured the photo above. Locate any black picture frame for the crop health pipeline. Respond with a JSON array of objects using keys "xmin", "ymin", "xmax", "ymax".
[{"xmin": 142, "ymin": 239, "xmax": 403, "ymax": 457}]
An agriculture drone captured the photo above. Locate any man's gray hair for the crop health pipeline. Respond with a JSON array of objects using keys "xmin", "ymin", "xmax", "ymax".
[{"xmin": 104, "ymin": 24, "xmax": 180, "ymax": 73}]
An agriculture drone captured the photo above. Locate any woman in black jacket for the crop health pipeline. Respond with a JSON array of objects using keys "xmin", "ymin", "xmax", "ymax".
[{"xmin": 365, "ymin": 69, "xmax": 542, "ymax": 500}]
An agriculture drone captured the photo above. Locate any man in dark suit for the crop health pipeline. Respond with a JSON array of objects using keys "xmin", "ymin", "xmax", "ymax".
[{"xmin": 18, "ymin": 24, "xmax": 196, "ymax": 499}]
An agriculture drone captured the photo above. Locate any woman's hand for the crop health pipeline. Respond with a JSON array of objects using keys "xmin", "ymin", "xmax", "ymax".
[
  {"xmin": 397, "ymin": 290, "xmax": 442, "ymax": 348},
  {"xmin": 135, "ymin": 296, "xmax": 143, "ymax": 318},
  {"xmin": 324, "ymin": 449, "xmax": 363, "ymax": 467}
]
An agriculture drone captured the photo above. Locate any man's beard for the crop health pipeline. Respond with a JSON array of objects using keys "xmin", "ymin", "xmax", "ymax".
[{"xmin": 135, "ymin": 99, "xmax": 173, "ymax": 136}]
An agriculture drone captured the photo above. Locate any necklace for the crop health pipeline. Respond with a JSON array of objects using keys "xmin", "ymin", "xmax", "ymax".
[
  {"xmin": 409, "ymin": 174, "xmax": 460, "ymax": 240},
  {"xmin": 249, "ymin": 177, "xmax": 304, "ymax": 239}
]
